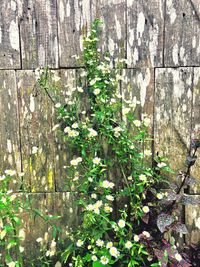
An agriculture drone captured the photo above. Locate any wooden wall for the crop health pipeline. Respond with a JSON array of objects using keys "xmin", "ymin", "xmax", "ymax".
[{"xmin": 0, "ymin": 0, "xmax": 200, "ymax": 250}]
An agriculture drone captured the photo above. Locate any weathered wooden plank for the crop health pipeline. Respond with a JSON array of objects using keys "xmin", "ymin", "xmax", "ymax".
[
  {"xmin": 57, "ymin": 0, "xmax": 93, "ymax": 67},
  {"xmin": 0, "ymin": 70, "xmax": 21, "ymax": 185},
  {"xmin": 94, "ymin": 0, "xmax": 126, "ymax": 61},
  {"xmin": 52, "ymin": 69, "xmax": 76, "ymax": 191},
  {"xmin": 17, "ymin": 70, "xmax": 55, "ymax": 192},
  {"xmin": 0, "ymin": 1, "xmax": 21, "ymax": 69},
  {"xmin": 185, "ymin": 197, "xmax": 200, "ymax": 245},
  {"xmin": 127, "ymin": 0, "xmax": 164, "ymax": 68},
  {"xmin": 57, "ymin": 0, "xmax": 126, "ymax": 67},
  {"xmin": 164, "ymin": 0, "xmax": 200, "ymax": 66},
  {"xmin": 154, "ymin": 68, "xmax": 193, "ymax": 178},
  {"xmin": 121, "ymin": 68, "xmax": 154, "ymax": 119},
  {"xmin": 190, "ymin": 67, "xmax": 200, "ymax": 193},
  {"xmin": 20, "ymin": 0, "xmax": 58, "ymax": 69}
]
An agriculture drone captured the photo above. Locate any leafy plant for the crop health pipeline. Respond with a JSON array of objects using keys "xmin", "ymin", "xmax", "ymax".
[{"xmin": 37, "ymin": 18, "xmax": 200, "ymax": 266}]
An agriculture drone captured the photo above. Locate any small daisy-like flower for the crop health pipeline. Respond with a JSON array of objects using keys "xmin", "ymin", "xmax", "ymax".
[
  {"xmin": 106, "ymin": 195, "xmax": 114, "ymax": 201},
  {"xmin": 72, "ymin": 122, "xmax": 78, "ymax": 129},
  {"xmin": 77, "ymin": 87, "xmax": 84, "ymax": 92},
  {"xmin": 96, "ymin": 239, "xmax": 104, "ymax": 247},
  {"xmin": 139, "ymin": 174, "xmax": 147, "ymax": 182},
  {"xmin": 106, "ymin": 242, "xmax": 113, "ymax": 249},
  {"xmin": 7, "ymin": 262, "xmax": 16, "ymax": 267},
  {"xmin": 91, "ymin": 193, "xmax": 97, "ymax": 199},
  {"xmin": 142, "ymin": 206, "xmax": 150, "ymax": 213},
  {"xmin": 93, "ymin": 157, "xmax": 101, "ymax": 165},
  {"xmin": 143, "ymin": 117, "xmax": 151, "ymax": 127},
  {"xmin": 88, "ymin": 128, "xmax": 98, "ymax": 138},
  {"xmin": 175, "ymin": 253, "xmax": 182, "ymax": 262},
  {"xmin": 55, "ymin": 103, "xmax": 61, "ymax": 108},
  {"xmin": 109, "ymin": 246, "xmax": 120, "ymax": 258},
  {"xmin": 118, "ymin": 219, "xmax": 126, "ymax": 228},
  {"xmin": 157, "ymin": 162, "xmax": 167, "ymax": 168},
  {"xmin": 127, "ymin": 176, "xmax": 133, "ymax": 181},
  {"xmin": 4, "ymin": 170, "xmax": 16, "ymax": 176},
  {"xmin": 122, "ymin": 107, "xmax": 130, "ymax": 115},
  {"xmin": 91, "ymin": 255, "xmax": 97, "ymax": 261},
  {"xmin": 31, "ymin": 146, "xmax": 38, "ymax": 154},
  {"xmin": 144, "ymin": 150, "xmax": 152, "ymax": 156},
  {"xmin": 100, "ymin": 256, "xmax": 109, "ymax": 265},
  {"xmin": 125, "ymin": 241, "xmax": 133, "ymax": 249},
  {"xmin": 142, "ymin": 231, "xmax": 150, "ymax": 238},
  {"xmin": 156, "ymin": 193, "xmax": 163, "ymax": 199},
  {"xmin": 93, "ymin": 88, "xmax": 101, "ymax": 95},
  {"xmin": 134, "ymin": 235, "xmax": 140, "ymax": 242},
  {"xmin": 76, "ymin": 239, "xmax": 84, "ymax": 247},
  {"xmin": 133, "ymin": 120, "xmax": 141, "ymax": 127},
  {"xmin": 64, "ymin": 126, "xmax": 71, "ymax": 133}
]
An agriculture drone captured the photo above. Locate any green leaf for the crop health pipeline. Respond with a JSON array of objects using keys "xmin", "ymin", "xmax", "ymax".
[{"xmin": 93, "ymin": 261, "xmax": 105, "ymax": 267}]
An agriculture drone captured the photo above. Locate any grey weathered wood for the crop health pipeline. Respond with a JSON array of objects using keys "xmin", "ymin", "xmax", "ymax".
[
  {"xmin": 0, "ymin": 70, "xmax": 21, "ymax": 185},
  {"xmin": 127, "ymin": 0, "xmax": 164, "ymax": 67},
  {"xmin": 154, "ymin": 68, "xmax": 193, "ymax": 178},
  {"xmin": 58, "ymin": 0, "xmax": 126, "ymax": 67},
  {"xmin": 164, "ymin": 0, "xmax": 200, "ymax": 66},
  {"xmin": 52, "ymin": 69, "xmax": 76, "ymax": 191},
  {"xmin": 190, "ymin": 67, "xmax": 200, "ymax": 193},
  {"xmin": 20, "ymin": 0, "xmax": 58, "ymax": 69},
  {"xmin": 0, "ymin": 1, "xmax": 21, "ymax": 69},
  {"xmin": 185, "ymin": 196, "xmax": 200, "ymax": 244},
  {"xmin": 17, "ymin": 70, "xmax": 55, "ymax": 192}
]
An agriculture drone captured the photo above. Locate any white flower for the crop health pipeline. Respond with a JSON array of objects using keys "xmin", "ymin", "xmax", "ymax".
[
  {"xmin": 91, "ymin": 193, "xmax": 97, "ymax": 199},
  {"xmin": 0, "ymin": 175, "xmax": 6, "ymax": 181},
  {"xmin": 77, "ymin": 86, "xmax": 84, "ymax": 93},
  {"xmin": 118, "ymin": 219, "xmax": 126, "ymax": 228},
  {"xmin": 93, "ymin": 157, "xmax": 101, "ymax": 165},
  {"xmin": 109, "ymin": 246, "xmax": 120, "ymax": 258},
  {"xmin": 143, "ymin": 117, "xmax": 151, "ymax": 127},
  {"xmin": 175, "ymin": 253, "xmax": 182, "ymax": 262},
  {"xmin": 133, "ymin": 120, "xmax": 141, "ymax": 127},
  {"xmin": 4, "ymin": 170, "xmax": 16, "ymax": 176},
  {"xmin": 19, "ymin": 246, "xmax": 24, "ymax": 253},
  {"xmin": 106, "ymin": 242, "xmax": 113, "ymax": 249},
  {"xmin": 80, "ymin": 70, "xmax": 87, "ymax": 77},
  {"xmin": 68, "ymin": 130, "xmax": 79, "ymax": 137},
  {"xmin": 106, "ymin": 195, "xmax": 114, "ymax": 201},
  {"xmin": 100, "ymin": 256, "xmax": 109, "ymax": 265},
  {"xmin": 156, "ymin": 193, "xmax": 163, "ymax": 199},
  {"xmin": 55, "ymin": 261, "xmax": 62, "ymax": 267},
  {"xmin": 122, "ymin": 107, "xmax": 130, "ymax": 115},
  {"xmin": 134, "ymin": 235, "xmax": 140, "ymax": 242},
  {"xmin": 104, "ymin": 204, "xmax": 113, "ymax": 213},
  {"xmin": 157, "ymin": 162, "xmax": 167, "ymax": 168},
  {"xmin": 142, "ymin": 231, "xmax": 150, "ymax": 238},
  {"xmin": 142, "ymin": 206, "xmax": 150, "ymax": 213},
  {"xmin": 88, "ymin": 128, "xmax": 98, "ymax": 138},
  {"xmin": 91, "ymin": 255, "xmax": 97, "ymax": 261},
  {"xmin": 93, "ymin": 88, "xmax": 101, "ymax": 95},
  {"xmin": 7, "ymin": 262, "xmax": 16, "ymax": 267},
  {"xmin": 102, "ymin": 180, "xmax": 115, "ymax": 189},
  {"xmin": 96, "ymin": 239, "xmax": 104, "ymax": 247},
  {"xmin": 70, "ymin": 157, "xmax": 82, "ymax": 166},
  {"xmin": 127, "ymin": 176, "xmax": 133, "ymax": 181},
  {"xmin": 139, "ymin": 174, "xmax": 147, "ymax": 182},
  {"xmin": 76, "ymin": 239, "xmax": 84, "ymax": 247},
  {"xmin": 18, "ymin": 229, "xmax": 25, "ymax": 240},
  {"xmin": 144, "ymin": 150, "xmax": 152, "ymax": 156},
  {"xmin": 36, "ymin": 237, "xmax": 43, "ymax": 243},
  {"xmin": 125, "ymin": 241, "xmax": 133, "ymax": 249},
  {"xmin": 31, "ymin": 146, "xmax": 38, "ymax": 154},
  {"xmin": 55, "ymin": 103, "xmax": 61, "ymax": 108},
  {"xmin": 72, "ymin": 122, "xmax": 78, "ymax": 129},
  {"xmin": 64, "ymin": 126, "xmax": 71, "ymax": 133}
]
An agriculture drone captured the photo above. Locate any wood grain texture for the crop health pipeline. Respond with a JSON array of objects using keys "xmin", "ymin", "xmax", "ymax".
[
  {"xmin": 58, "ymin": 0, "xmax": 126, "ymax": 67},
  {"xmin": 154, "ymin": 68, "xmax": 193, "ymax": 178},
  {"xmin": 185, "ymin": 197, "xmax": 200, "ymax": 245},
  {"xmin": 20, "ymin": 0, "xmax": 58, "ymax": 69},
  {"xmin": 0, "ymin": 70, "xmax": 21, "ymax": 184},
  {"xmin": 17, "ymin": 70, "xmax": 55, "ymax": 192},
  {"xmin": 127, "ymin": 0, "xmax": 164, "ymax": 67},
  {"xmin": 164, "ymin": 0, "xmax": 200, "ymax": 67},
  {"xmin": 0, "ymin": 0, "xmax": 21, "ymax": 69},
  {"xmin": 190, "ymin": 67, "xmax": 200, "ymax": 193}
]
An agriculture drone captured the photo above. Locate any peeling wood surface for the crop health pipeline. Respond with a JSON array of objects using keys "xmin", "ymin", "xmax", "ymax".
[
  {"xmin": 190, "ymin": 67, "xmax": 200, "ymax": 193},
  {"xmin": 185, "ymin": 197, "xmax": 200, "ymax": 244},
  {"xmin": 164, "ymin": 0, "xmax": 200, "ymax": 67},
  {"xmin": 20, "ymin": 0, "xmax": 58, "ymax": 69},
  {"xmin": 0, "ymin": 1, "xmax": 21, "ymax": 69},
  {"xmin": 17, "ymin": 70, "xmax": 55, "ymax": 192},
  {"xmin": 154, "ymin": 68, "xmax": 193, "ymax": 177},
  {"xmin": 0, "ymin": 71, "xmax": 21, "ymax": 184},
  {"xmin": 127, "ymin": 0, "xmax": 164, "ymax": 67}
]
